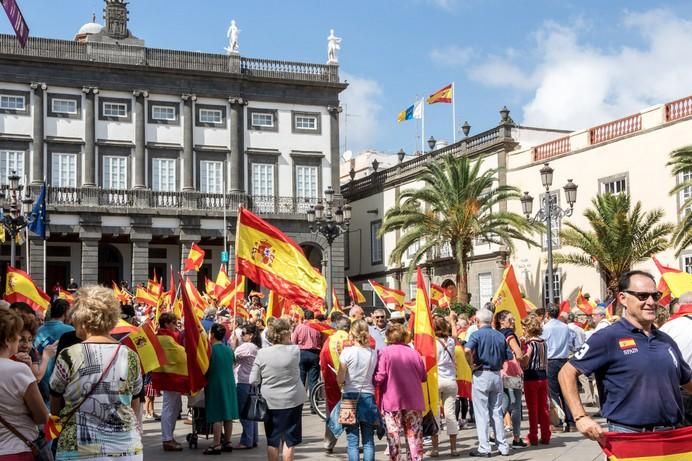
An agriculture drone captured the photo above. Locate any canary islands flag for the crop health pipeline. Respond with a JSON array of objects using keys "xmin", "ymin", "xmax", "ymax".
[{"xmin": 397, "ymin": 99, "xmax": 423, "ymax": 123}]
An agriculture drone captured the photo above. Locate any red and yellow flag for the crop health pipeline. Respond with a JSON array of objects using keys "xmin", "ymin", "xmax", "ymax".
[
  {"xmin": 413, "ymin": 267, "xmax": 439, "ymax": 415},
  {"xmin": 183, "ymin": 277, "xmax": 206, "ymax": 318},
  {"xmin": 455, "ymin": 344, "xmax": 472, "ymax": 399},
  {"xmin": 576, "ymin": 288, "xmax": 595, "ymax": 315},
  {"xmin": 4, "ymin": 266, "xmax": 50, "ymax": 315},
  {"xmin": 236, "ymin": 208, "xmax": 326, "ymax": 310},
  {"xmin": 112, "ymin": 282, "xmax": 131, "ymax": 304},
  {"xmin": 180, "ymin": 275, "xmax": 210, "ymax": 394},
  {"xmin": 57, "ymin": 289, "xmax": 75, "ymax": 304},
  {"xmin": 491, "ymin": 264, "xmax": 528, "ymax": 336},
  {"xmin": 183, "ymin": 242, "xmax": 205, "ymax": 273},
  {"xmin": 427, "ymin": 83, "xmax": 453, "ymax": 104},
  {"xmin": 204, "ymin": 277, "xmax": 217, "ymax": 297},
  {"xmin": 599, "ymin": 426, "xmax": 692, "ymax": 460},
  {"xmin": 332, "ymin": 288, "xmax": 343, "ymax": 314},
  {"xmin": 347, "ymin": 278, "xmax": 366, "ymax": 304},
  {"xmin": 653, "ymin": 255, "xmax": 692, "ymax": 305},
  {"xmin": 430, "ymin": 283, "xmax": 450, "ymax": 308},
  {"xmin": 44, "ymin": 414, "xmax": 62, "ymax": 441},
  {"xmin": 147, "ymin": 277, "xmax": 163, "ymax": 300},
  {"xmin": 217, "ymin": 275, "xmax": 245, "ymax": 309},
  {"xmin": 135, "ymin": 287, "xmax": 158, "ymax": 307},
  {"xmin": 369, "ymin": 280, "xmax": 406, "ymax": 309},
  {"xmin": 214, "ymin": 264, "xmax": 231, "ymax": 297},
  {"xmin": 151, "ymin": 333, "xmax": 188, "ymax": 394},
  {"xmin": 111, "ymin": 318, "xmax": 138, "ymax": 336},
  {"xmin": 121, "ymin": 322, "xmax": 168, "ymax": 373}
]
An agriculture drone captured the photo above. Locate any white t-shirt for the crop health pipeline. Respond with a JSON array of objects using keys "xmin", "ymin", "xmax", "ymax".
[
  {"xmin": 0, "ymin": 358, "xmax": 38, "ymax": 455},
  {"xmin": 660, "ymin": 315, "xmax": 692, "ymax": 367},
  {"xmin": 339, "ymin": 346, "xmax": 376, "ymax": 394},
  {"xmin": 436, "ymin": 337, "xmax": 457, "ymax": 380}
]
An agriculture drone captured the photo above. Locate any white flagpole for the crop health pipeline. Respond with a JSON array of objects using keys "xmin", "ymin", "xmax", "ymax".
[
  {"xmin": 452, "ymin": 82, "xmax": 457, "ymax": 143},
  {"xmin": 421, "ymin": 98, "xmax": 425, "ymax": 154},
  {"xmin": 223, "ymin": 160, "xmax": 228, "ymax": 273},
  {"xmin": 42, "ymin": 239, "xmax": 46, "ymax": 291},
  {"xmin": 25, "ymin": 227, "xmax": 29, "ymax": 275}
]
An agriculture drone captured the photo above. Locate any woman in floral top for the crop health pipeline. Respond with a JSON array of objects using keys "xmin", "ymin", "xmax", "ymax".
[{"xmin": 50, "ymin": 286, "xmax": 143, "ymax": 461}]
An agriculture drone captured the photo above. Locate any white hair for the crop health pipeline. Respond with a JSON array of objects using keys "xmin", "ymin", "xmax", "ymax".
[
  {"xmin": 476, "ymin": 309, "xmax": 493, "ymax": 325},
  {"xmin": 678, "ymin": 291, "xmax": 692, "ymax": 304}
]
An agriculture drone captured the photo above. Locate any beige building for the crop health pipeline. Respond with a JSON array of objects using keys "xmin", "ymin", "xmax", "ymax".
[{"xmin": 342, "ymin": 96, "xmax": 692, "ymax": 308}]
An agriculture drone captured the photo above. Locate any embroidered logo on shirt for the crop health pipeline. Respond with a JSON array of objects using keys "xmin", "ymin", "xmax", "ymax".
[{"xmin": 618, "ymin": 338, "xmax": 636, "ymax": 349}]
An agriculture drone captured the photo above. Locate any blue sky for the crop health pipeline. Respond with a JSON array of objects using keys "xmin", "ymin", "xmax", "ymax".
[{"xmin": 3, "ymin": 0, "xmax": 692, "ymax": 156}]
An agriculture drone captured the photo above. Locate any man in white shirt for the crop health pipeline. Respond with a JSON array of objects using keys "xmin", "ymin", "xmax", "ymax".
[
  {"xmin": 368, "ymin": 308, "xmax": 387, "ymax": 350},
  {"xmin": 660, "ymin": 291, "xmax": 692, "ymax": 424}
]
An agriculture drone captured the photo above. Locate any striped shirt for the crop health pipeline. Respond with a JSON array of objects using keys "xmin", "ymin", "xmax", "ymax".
[{"xmin": 523, "ymin": 337, "xmax": 547, "ymax": 381}]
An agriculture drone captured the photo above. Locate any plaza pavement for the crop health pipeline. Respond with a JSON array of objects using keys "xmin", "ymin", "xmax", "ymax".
[{"xmin": 142, "ymin": 398, "xmax": 605, "ymax": 460}]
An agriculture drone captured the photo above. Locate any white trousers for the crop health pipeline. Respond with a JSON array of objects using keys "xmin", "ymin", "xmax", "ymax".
[
  {"xmin": 161, "ymin": 391, "xmax": 182, "ymax": 442},
  {"xmin": 438, "ymin": 377, "xmax": 459, "ymax": 436}
]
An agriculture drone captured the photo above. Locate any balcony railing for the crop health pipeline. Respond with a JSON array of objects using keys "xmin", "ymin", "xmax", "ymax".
[
  {"xmin": 532, "ymin": 136, "xmax": 571, "ymax": 161},
  {"xmin": 666, "ymin": 95, "xmax": 692, "ymax": 122},
  {"xmin": 589, "ymin": 113, "xmax": 642, "ymax": 145}
]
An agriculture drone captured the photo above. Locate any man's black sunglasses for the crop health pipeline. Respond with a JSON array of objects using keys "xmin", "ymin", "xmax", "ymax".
[{"xmin": 622, "ymin": 290, "xmax": 662, "ymax": 302}]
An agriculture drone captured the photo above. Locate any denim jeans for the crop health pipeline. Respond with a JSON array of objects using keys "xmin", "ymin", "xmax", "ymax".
[
  {"xmin": 346, "ymin": 422, "xmax": 375, "ymax": 461},
  {"xmin": 236, "ymin": 383, "xmax": 258, "ymax": 447},
  {"xmin": 299, "ymin": 349, "xmax": 320, "ymax": 394},
  {"xmin": 502, "ymin": 387, "xmax": 523, "ymax": 439}
]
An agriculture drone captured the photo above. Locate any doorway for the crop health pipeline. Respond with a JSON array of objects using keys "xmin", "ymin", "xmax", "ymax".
[{"xmin": 98, "ymin": 244, "xmax": 123, "ymax": 286}]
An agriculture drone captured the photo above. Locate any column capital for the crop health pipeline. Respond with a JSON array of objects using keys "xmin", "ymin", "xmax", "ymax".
[
  {"xmin": 82, "ymin": 86, "xmax": 99, "ymax": 95},
  {"xmin": 228, "ymin": 96, "xmax": 248, "ymax": 106},
  {"xmin": 132, "ymin": 89, "xmax": 149, "ymax": 98},
  {"xmin": 181, "ymin": 93, "xmax": 197, "ymax": 102},
  {"xmin": 30, "ymin": 82, "xmax": 47, "ymax": 91},
  {"xmin": 327, "ymin": 105, "xmax": 343, "ymax": 115}
]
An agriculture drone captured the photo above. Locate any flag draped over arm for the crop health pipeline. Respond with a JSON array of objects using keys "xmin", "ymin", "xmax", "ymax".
[
  {"xmin": 599, "ymin": 426, "xmax": 692, "ymax": 460},
  {"xmin": 491, "ymin": 264, "xmax": 528, "ymax": 336},
  {"xmin": 347, "ymin": 278, "xmax": 366, "ymax": 304},
  {"xmin": 369, "ymin": 280, "xmax": 406, "ymax": 310},
  {"xmin": 413, "ymin": 267, "xmax": 439, "ymax": 415},
  {"xmin": 4, "ymin": 266, "xmax": 50, "ymax": 314},
  {"xmin": 180, "ymin": 275, "xmax": 210, "ymax": 394},
  {"xmin": 235, "ymin": 208, "xmax": 326, "ymax": 310}
]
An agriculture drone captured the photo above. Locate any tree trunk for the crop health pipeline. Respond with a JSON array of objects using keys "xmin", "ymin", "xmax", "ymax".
[{"xmin": 456, "ymin": 252, "xmax": 469, "ymax": 304}]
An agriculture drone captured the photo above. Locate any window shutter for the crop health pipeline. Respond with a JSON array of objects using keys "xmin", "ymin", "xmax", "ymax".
[
  {"xmin": 103, "ymin": 157, "xmax": 111, "ymax": 189},
  {"xmin": 200, "ymin": 161, "xmax": 208, "ymax": 193},
  {"xmin": 152, "ymin": 159, "xmax": 160, "ymax": 191},
  {"xmin": 52, "ymin": 154, "xmax": 60, "ymax": 187}
]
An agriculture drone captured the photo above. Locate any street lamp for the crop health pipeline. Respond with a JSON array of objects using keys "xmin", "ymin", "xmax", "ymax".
[
  {"xmin": 520, "ymin": 163, "xmax": 578, "ymax": 307},
  {"xmin": 428, "ymin": 136, "xmax": 437, "ymax": 151},
  {"xmin": 307, "ymin": 186, "xmax": 352, "ymax": 312},
  {"xmin": 0, "ymin": 171, "xmax": 34, "ymax": 268}
]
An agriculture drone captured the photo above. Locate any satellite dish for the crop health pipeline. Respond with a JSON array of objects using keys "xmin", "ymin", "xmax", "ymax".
[{"xmin": 342, "ymin": 150, "xmax": 353, "ymax": 161}]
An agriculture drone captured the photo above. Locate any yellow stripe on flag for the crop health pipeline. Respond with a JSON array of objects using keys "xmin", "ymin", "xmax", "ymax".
[{"xmin": 491, "ymin": 265, "xmax": 528, "ymax": 336}]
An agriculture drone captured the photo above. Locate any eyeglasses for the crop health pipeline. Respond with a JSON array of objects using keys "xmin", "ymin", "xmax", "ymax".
[{"xmin": 623, "ymin": 290, "xmax": 662, "ymax": 302}]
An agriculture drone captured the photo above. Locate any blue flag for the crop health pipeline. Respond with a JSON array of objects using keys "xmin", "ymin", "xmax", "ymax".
[{"xmin": 28, "ymin": 183, "xmax": 47, "ymax": 239}]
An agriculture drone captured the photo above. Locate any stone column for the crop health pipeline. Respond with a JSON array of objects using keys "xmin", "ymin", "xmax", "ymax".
[
  {"xmin": 228, "ymin": 97, "xmax": 247, "ymax": 193},
  {"xmin": 133, "ymin": 90, "xmax": 148, "ymax": 189},
  {"xmin": 80, "ymin": 239, "xmax": 99, "ymax": 286},
  {"xmin": 30, "ymin": 82, "xmax": 46, "ymax": 185},
  {"xmin": 82, "ymin": 87, "xmax": 98, "ymax": 187},
  {"xmin": 29, "ymin": 237, "xmax": 45, "ymax": 290},
  {"xmin": 131, "ymin": 239, "xmax": 150, "ymax": 288},
  {"xmin": 328, "ymin": 105, "xmax": 342, "ymax": 195},
  {"xmin": 181, "ymin": 94, "xmax": 195, "ymax": 191}
]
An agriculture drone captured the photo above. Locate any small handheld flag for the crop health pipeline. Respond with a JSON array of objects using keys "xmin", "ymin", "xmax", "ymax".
[{"xmin": 183, "ymin": 242, "xmax": 205, "ymax": 272}]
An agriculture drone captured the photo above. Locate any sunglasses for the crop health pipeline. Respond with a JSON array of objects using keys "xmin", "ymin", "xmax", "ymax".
[
  {"xmin": 373, "ymin": 316, "xmax": 385, "ymax": 319},
  {"xmin": 623, "ymin": 290, "xmax": 662, "ymax": 302}
]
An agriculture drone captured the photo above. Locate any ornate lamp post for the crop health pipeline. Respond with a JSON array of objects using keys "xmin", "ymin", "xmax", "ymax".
[
  {"xmin": 307, "ymin": 186, "xmax": 351, "ymax": 312},
  {"xmin": 428, "ymin": 136, "xmax": 437, "ymax": 151},
  {"xmin": 520, "ymin": 163, "xmax": 578, "ymax": 307},
  {"xmin": 1, "ymin": 171, "xmax": 34, "ymax": 268}
]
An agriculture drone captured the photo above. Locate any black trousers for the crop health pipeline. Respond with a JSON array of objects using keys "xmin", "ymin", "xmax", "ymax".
[
  {"xmin": 547, "ymin": 358, "xmax": 574, "ymax": 425},
  {"xmin": 299, "ymin": 349, "xmax": 320, "ymax": 394},
  {"xmin": 684, "ymin": 392, "xmax": 692, "ymax": 426}
]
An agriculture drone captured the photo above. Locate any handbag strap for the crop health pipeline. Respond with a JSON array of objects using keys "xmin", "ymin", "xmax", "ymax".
[
  {"xmin": 0, "ymin": 412, "xmax": 34, "ymax": 450},
  {"xmin": 345, "ymin": 347, "xmax": 375, "ymax": 400},
  {"xmin": 437, "ymin": 337, "xmax": 455, "ymax": 363}
]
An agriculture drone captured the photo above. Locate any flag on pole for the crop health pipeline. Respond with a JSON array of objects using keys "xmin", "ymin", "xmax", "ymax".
[
  {"xmin": 182, "ymin": 277, "xmax": 206, "ymax": 318},
  {"xmin": 217, "ymin": 275, "xmax": 245, "ymax": 309},
  {"xmin": 183, "ymin": 242, "xmax": 205, "ymax": 272},
  {"xmin": 57, "ymin": 289, "xmax": 74, "ymax": 304},
  {"xmin": 135, "ymin": 287, "xmax": 157, "ymax": 307},
  {"xmin": 397, "ymin": 99, "xmax": 423, "ymax": 123},
  {"xmin": 491, "ymin": 264, "xmax": 529, "ymax": 336},
  {"xmin": 653, "ymin": 255, "xmax": 692, "ymax": 305},
  {"xmin": 214, "ymin": 264, "xmax": 231, "ymax": 297},
  {"xmin": 204, "ymin": 277, "xmax": 217, "ymax": 297},
  {"xmin": 111, "ymin": 318, "xmax": 138, "ymax": 336},
  {"xmin": 427, "ymin": 83, "xmax": 453, "ymax": 104},
  {"xmin": 235, "ymin": 208, "xmax": 326, "ymax": 310},
  {"xmin": 576, "ymin": 288, "xmax": 595, "ymax": 315},
  {"xmin": 346, "ymin": 278, "xmax": 366, "ymax": 304},
  {"xmin": 430, "ymin": 283, "xmax": 450, "ymax": 308},
  {"xmin": 4, "ymin": 266, "xmax": 50, "ymax": 314},
  {"xmin": 413, "ymin": 267, "xmax": 439, "ymax": 415},
  {"xmin": 27, "ymin": 183, "xmax": 47, "ymax": 239},
  {"xmin": 598, "ymin": 425, "xmax": 692, "ymax": 460},
  {"xmin": 112, "ymin": 282, "xmax": 131, "ymax": 304},
  {"xmin": 180, "ymin": 274, "xmax": 210, "ymax": 394},
  {"xmin": 332, "ymin": 288, "xmax": 343, "ymax": 314},
  {"xmin": 369, "ymin": 280, "xmax": 406, "ymax": 310}
]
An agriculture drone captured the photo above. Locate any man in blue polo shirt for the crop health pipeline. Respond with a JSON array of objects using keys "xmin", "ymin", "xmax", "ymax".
[
  {"xmin": 465, "ymin": 309, "xmax": 513, "ymax": 457},
  {"xmin": 558, "ymin": 270, "xmax": 692, "ymax": 440}
]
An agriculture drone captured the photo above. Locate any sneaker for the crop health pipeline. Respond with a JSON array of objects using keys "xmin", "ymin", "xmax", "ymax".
[
  {"xmin": 468, "ymin": 449, "xmax": 491, "ymax": 458},
  {"xmin": 423, "ymin": 436, "xmax": 432, "ymax": 447},
  {"xmin": 512, "ymin": 439, "xmax": 528, "ymax": 448}
]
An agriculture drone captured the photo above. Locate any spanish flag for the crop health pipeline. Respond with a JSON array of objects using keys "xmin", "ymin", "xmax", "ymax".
[
  {"xmin": 599, "ymin": 426, "xmax": 692, "ymax": 460},
  {"xmin": 653, "ymin": 255, "xmax": 692, "ymax": 305},
  {"xmin": 427, "ymin": 83, "xmax": 453, "ymax": 104},
  {"xmin": 183, "ymin": 242, "xmax": 205, "ymax": 273},
  {"xmin": 214, "ymin": 264, "xmax": 231, "ymax": 297},
  {"xmin": 112, "ymin": 282, "xmax": 131, "ymax": 304},
  {"xmin": 4, "ymin": 266, "xmax": 50, "ymax": 315},
  {"xmin": 44, "ymin": 414, "xmax": 62, "ymax": 441},
  {"xmin": 455, "ymin": 344, "xmax": 472, "ymax": 399},
  {"xmin": 430, "ymin": 283, "xmax": 449, "ymax": 308},
  {"xmin": 151, "ymin": 333, "xmax": 189, "ymax": 394},
  {"xmin": 217, "ymin": 275, "xmax": 245, "ymax": 309},
  {"xmin": 576, "ymin": 288, "xmax": 595, "ymax": 315},
  {"xmin": 347, "ymin": 277, "xmax": 366, "ymax": 304},
  {"xmin": 183, "ymin": 277, "xmax": 206, "ymax": 318},
  {"xmin": 332, "ymin": 288, "xmax": 343, "ymax": 314},
  {"xmin": 122, "ymin": 322, "xmax": 168, "ymax": 373},
  {"xmin": 204, "ymin": 277, "xmax": 217, "ymax": 297},
  {"xmin": 236, "ymin": 208, "xmax": 326, "ymax": 310},
  {"xmin": 413, "ymin": 267, "xmax": 439, "ymax": 415},
  {"xmin": 147, "ymin": 277, "xmax": 163, "ymax": 299},
  {"xmin": 111, "ymin": 318, "xmax": 138, "ymax": 336},
  {"xmin": 369, "ymin": 279, "xmax": 406, "ymax": 309},
  {"xmin": 491, "ymin": 264, "xmax": 528, "ymax": 336},
  {"xmin": 57, "ymin": 289, "xmax": 75, "ymax": 304},
  {"xmin": 135, "ymin": 287, "xmax": 158, "ymax": 307},
  {"xmin": 180, "ymin": 275, "xmax": 210, "ymax": 394}
]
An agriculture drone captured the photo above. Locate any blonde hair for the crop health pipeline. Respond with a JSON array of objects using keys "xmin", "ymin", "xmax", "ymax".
[
  {"xmin": 71, "ymin": 285, "xmax": 120, "ymax": 336},
  {"xmin": 385, "ymin": 323, "xmax": 410, "ymax": 345},
  {"xmin": 267, "ymin": 317, "xmax": 291, "ymax": 344},
  {"xmin": 350, "ymin": 319, "xmax": 370, "ymax": 346}
]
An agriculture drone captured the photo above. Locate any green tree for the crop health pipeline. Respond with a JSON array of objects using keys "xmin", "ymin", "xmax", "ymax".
[
  {"xmin": 379, "ymin": 155, "xmax": 538, "ymax": 303},
  {"xmin": 667, "ymin": 145, "xmax": 692, "ymax": 254},
  {"xmin": 553, "ymin": 193, "xmax": 673, "ymax": 297}
]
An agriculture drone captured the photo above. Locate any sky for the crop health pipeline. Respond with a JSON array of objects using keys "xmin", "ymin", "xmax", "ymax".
[{"xmin": 4, "ymin": 0, "xmax": 692, "ymax": 157}]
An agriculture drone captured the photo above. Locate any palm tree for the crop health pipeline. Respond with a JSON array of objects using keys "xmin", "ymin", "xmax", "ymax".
[
  {"xmin": 667, "ymin": 145, "xmax": 692, "ymax": 254},
  {"xmin": 379, "ymin": 154, "xmax": 538, "ymax": 303},
  {"xmin": 553, "ymin": 193, "xmax": 673, "ymax": 297}
]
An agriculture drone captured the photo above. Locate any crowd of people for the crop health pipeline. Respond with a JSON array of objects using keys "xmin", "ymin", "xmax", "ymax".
[{"xmin": 0, "ymin": 269, "xmax": 690, "ymax": 461}]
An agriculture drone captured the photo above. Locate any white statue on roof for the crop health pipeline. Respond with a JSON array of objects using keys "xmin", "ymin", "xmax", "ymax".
[
  {"xmin": 327, "ymin": 29, "xmax": 341, "ymax": 64},
  {"xmin": 226, "ymin": 20, "xmax": 240, "ymax": 54}
]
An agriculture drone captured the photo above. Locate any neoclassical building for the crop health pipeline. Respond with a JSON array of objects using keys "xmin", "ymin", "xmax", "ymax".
[{"xmin": 0, "ymin": 0, "xmax": 347, "ymax": 296}]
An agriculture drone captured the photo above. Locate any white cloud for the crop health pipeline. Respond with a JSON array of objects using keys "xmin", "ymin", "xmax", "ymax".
[
  {"xmin": 468, "ymin": 9, "xmax": 692, "ymax": 130},
  {"xmin": 430, "ymin": 45, "xmax": 474, "ymax": 67},
  {"xmin": 339, "ymin": 72, "xmax": 384, "ymax": 153}
]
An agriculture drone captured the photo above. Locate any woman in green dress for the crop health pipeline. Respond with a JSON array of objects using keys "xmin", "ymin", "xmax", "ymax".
[{"xmin": 204, "ymin": 323, "xmax": 239, "ymax": 455}]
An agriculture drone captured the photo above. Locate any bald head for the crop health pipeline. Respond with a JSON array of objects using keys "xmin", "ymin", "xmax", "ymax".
[{"xmin": 349, "ymin": 305, "xmax": 364, "ymax": 320}]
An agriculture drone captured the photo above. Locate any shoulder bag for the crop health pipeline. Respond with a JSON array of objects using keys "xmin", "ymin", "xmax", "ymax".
[
  {"xmin": 338, "ymin": 348, "xmax": 374, "ymax": 426},
  {"xmin": 0, "ymin": 413, "xmax": 53, "ymax": 461},
  {"xmin": 241, "ymin": 386, "xmax": 268, "ymax": 421}
]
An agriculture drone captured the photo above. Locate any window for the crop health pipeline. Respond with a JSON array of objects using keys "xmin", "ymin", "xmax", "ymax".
[
  {"xmin": 291, "ymin": 111, "xmax": 321, "ymax": 134},
  {"xmin": 251, "ymin": 112, "xmax": 274, "ymax": 127},
  {"xmin": 152, "ymin": 105, "xmax": 176, "ymax": 121},
  {"xmin": 0, "ymin": 150, "xmax": 24, "ymax": 186},
  {"xmin": 601, "ymin": 176, "xmax": 627, "ymax": 194},
  {"xmin": 51, "ymin": 98, "xmax": 77, "ymax": 115},
  {"xmin": 251, "ymin": 163, "xmax": 274, "ymax": 197},
  {"xmin": 152, "ymin": 158, "xmax": 176, "ymax": 191},
  {"xmin": 103, "ymin": 156, "xmax": 127, "ymax": 190},
  {"xmin": 296, "ymin": 165, "xmax": 318, "ymax": 199},
  {"xmin": 200, "ymin": 160, "xmax": 223, "ymax": 194},
  {"xmin": 478, "ymin": 273, "xmax": 494, "ymax": 306},
  {"xmin": 51, "ymin": 153, "xmax": 77, "ymax": 187},
  {"xmin": 295, "ymin": 115, "xmax": 317, "ymax": 130},
  {"xmin": 408, "ymin": 281, "xmax": 417, "ymax": 300},
  {"xmin": 439, "ymin": 241, "xmax": 452, "ymax": 258},
  {"xmin": 103, "ymin": 102, "xmax": 127, "ymax": 118},
  {"xmin": 407, "ymin": 239, "xmax": 420, "ymax": 257},
  {"xmin": 680, "ymin": 169, "xmax": 692, "ymax": 217},
  {"xmin": 543, "ymin": 271, "xmax": 561, "ymax": 308},
  {"xmin": 682, "ymin": 255, "xmax": 692, "ymax": 274},
  {"xmin": 371, "ymin": 220, "xmax": 383, "ymax": 265},
  {"xmin": 199, "ymin": 109, "xmax": 223, "ymax": 124},
  {"xmin": 541, "ymin": 191, "xmax": 560, "ymax": 249},
  {"xmin": 0, "ymin": 94, "xmax": 25, "ymax": 111}
]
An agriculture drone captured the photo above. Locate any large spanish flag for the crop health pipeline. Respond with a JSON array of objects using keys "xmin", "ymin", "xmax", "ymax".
[
  {"xmin": 180, "ymin": 275, "xmax": 210, "ymax": 394},
  {"xmin": 427, "ymin": 83, "xmax": 453, "ymax": 104},
  {"xmin": 151, "ymin": 333, "xmax": 188, "ymax": 394},
  {"xmin": 454, "ymin": 344, "xmax": 472, "ymax": 399},
  {"xmin": 121, "ymin": 322, "xmax": 168, "ymax": 373},
  {"xmin": 599, "ymin": 426, "xmax": 692, "ymax": 460},
  {"xmin": 183, "ymin": 276, "xmax": 206, "ymax": 318},
  {"xmin": 183, "ymin": 242, "xmax": 205, "ymax": 273},
  {"xmin": 332, "ymin": 288, "xmax": 343, "ymax": 314},
  {"xmin": 4, "ymin": 266, "xmax": 50, "ymax": 314},
  {"xmin": 413, "ymin": 267, "xmax": 439, "ymax": 415},
  {"xmin": 347, "ymin": 278, "xmax": 366, "ymax": 304},
  {"xmin": 491, "ymin": 264, "xmax": 528, "ymax": 336},
  {"xmin": 576, "ymin": 287, "xmax": 595, "ymax": 315},
  {"xmin": 369, "ymin": 280, "xmax": 406, "ymax": 309},
  {"xmin": 236, "ymin": 208, "xmax": 326, "ymax": 309}
]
